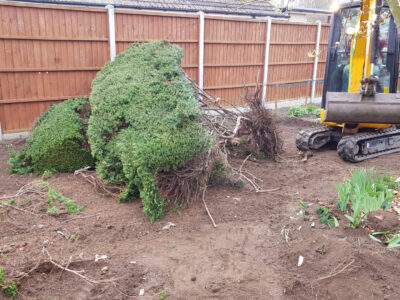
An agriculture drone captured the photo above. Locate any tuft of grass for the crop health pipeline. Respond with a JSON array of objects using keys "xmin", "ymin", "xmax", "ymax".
[
  {"xmin": 288, "ymin": 105, "xmax": 321, "ymax": 117},
  {"xmin": 36, "ymin": 180, "xmax": 83, "ymax": 213},
  {"xmin": 0, "ymin": 266, "xmax": 17, "ymax": 299},
  {"xmin": 46, "ymin": 206, "xmax": 59, "ymax": 215},
  {"xmin": 42, "ymin": 170, "xmax": 52, "ymax": 180},
  {"xmin": 335, "ymin": 168, "xmax": 395, "ymax": 228},
  {"xmin": 157, "ymin": 288, "xmax": 167, "ymax": 299},
  {"xmin": 69, "ymin": 234, "xmax": 78, "ymax": 243},
  {"xmin": 317, "ymin": 206, "xmax": 339, "ymax": 228}
]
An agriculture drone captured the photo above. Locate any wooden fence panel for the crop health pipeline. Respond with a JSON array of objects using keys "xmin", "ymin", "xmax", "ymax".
[
  {"xmin": 114, "ymin": 11, "xmax": 199, "ymax": 82},
  {"xmin": 0, "ymin": 2, "xmax": 108, "ymax": 133},
  {"xmin": 0, "ymin": 1, "xmax": 330, "ymax": 134},
  {"xmin": 267, "ymin": 22, "xmax": 324, "ymax": 102},
  {"xmin": 203, "ymin": 17, "xmax": 266, "ymax": 106}
]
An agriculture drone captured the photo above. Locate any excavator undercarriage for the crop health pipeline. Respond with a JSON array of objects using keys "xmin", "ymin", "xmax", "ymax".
[{"xmin": 296, "ymin": 127, "xmax": 400, "ymax": 162}]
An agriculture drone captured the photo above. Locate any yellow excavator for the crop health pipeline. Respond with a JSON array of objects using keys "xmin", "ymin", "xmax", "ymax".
[{"xmin": 296, "ymin": 0, "xmax": 400, "ymax": 162}]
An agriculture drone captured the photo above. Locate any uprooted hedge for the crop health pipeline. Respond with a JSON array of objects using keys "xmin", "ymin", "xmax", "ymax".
[
  {"xmin": 88, "ymin": 41, "xmax": 210, "ymax": 221},
  {"xmin": 8, "ymin": 98, "xmax": 94, "ymax": 174}
]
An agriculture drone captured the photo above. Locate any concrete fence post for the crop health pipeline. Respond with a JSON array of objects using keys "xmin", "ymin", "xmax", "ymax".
[
  {"xmin": 107, "ymin": 4, "xmax": 116, "ymax": 61},
  {"xmin": 262, "ymin": 17, "xmax": 272, "ymax": 107},
  {"xmin": 198, "ymin": 11, "xmax": 205, "ymax": 90},
  {"xmin": 311, "ymin": 20, "xmax": 322, "ymax": 104}
]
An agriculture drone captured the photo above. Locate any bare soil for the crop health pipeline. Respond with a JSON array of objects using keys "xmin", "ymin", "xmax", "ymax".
[{"xmin": 1, "ymin": 109, "xmax": 400, "ymax": 300}]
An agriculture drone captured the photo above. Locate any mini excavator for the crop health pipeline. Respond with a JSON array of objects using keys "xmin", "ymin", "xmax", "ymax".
[{"xmin": 296, "ymin": 0, "xmax": 400, "ymax": 162}]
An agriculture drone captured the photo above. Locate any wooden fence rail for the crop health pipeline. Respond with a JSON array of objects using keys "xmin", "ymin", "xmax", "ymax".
[{"xmin": 0, "ymin": 1, "xmax": 330, "ymax": 135}]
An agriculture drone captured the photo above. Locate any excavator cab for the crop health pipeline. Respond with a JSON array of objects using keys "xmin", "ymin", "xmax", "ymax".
[
  {"xmin": 322, "ymin": 1, "xmax": 400, "ymax": 125},
  {"xmin": 296, "ymin": 0, "xmax": 400, "ymax": 162}
]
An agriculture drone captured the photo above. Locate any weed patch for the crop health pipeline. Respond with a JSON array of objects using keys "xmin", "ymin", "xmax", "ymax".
[
  {"xmin": 37, "ymin": 180, "xmax": 83, "ymax": 213},
  {"xmin": 0, "ymin": 267, "xmax": 17, "ymax": 299},
  {"xmin": 335, "ymin": 168, "xmax": 395, "ymax": 228},
  {"xmin": 288, "ymin": 105, "xmax": 321, "ymax": 117}
]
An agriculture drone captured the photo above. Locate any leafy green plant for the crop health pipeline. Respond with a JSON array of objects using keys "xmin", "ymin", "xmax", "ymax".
[
  {"xmin": 37, "ymin": 180, "xmax": 83, "ymax": 213},
  {"xmin": 88, "ymin": 41, "xmax": 209, "ymax": 221},
  {"xmin": 317, "ymin": 206, "xmax": 339, "ymax": 227},
  {"xmin": 369, "ymin": 231, "xmax": 400, "ymax": 248},
  {"xmin": 157, "ymin": 288, "xmax": 168, "ymax": 299},
  {"xmin": 335, "ymin": 168, "xmax": 395, "ymax": 228},
  {"xmin": 387, "ymin": 234, "xmax": 400, "ymax": 248},
  {"xmin": 0, "ymin": 266, "xmax": 17, "ymax": 299},
  {"xmin": 8, "ymin": 98, "xmax": 94, "ymax": 175},
  {"xmin": 8, "ymin": 200, "xmax": 16, "ymax": 206},
  {"xmin": 288, "ymin": 105, "xmax": 321, "ymax": 117},
  {"xmin": 296, "ymin": 201, "xmax": 310, "ymax": 220},
  {"xmin": 46, "ymin": 206, "xmax": 59, "ymax": 215},
  {"xmin": 42, "ymin": 170, "xmax": 52, "ymax": 180},
  {"xmin": 69, "ymin": 234, "xmax": 78, "ymax": 242}
]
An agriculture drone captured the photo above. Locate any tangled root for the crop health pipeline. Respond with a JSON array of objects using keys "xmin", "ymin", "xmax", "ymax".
[
  {"xmin": 241, "ymin": 86, "xmax": 283, "ymax": 160},
  {"xmin": 156, "ymin": 149, "xmax": 219, "ymax": 207}
]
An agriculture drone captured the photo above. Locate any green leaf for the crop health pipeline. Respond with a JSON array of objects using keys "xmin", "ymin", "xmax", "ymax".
[
  {"xmin": 333, "ymin": 216, "xmax": 339, "ymax": 227},
  {"xmin": 387, "ymin": 235, "xmax": 400, "ymax": 248},
  {"xmin": 369, "ymin": 234, "xmax": 382, "ymax": 243}
]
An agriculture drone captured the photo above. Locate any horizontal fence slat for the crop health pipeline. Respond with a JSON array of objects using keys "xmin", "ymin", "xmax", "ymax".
[
  {"xmin": 0, "ymin": 35, "xmax": 109, "ymax": 42},
  {"xmin": 0, "ymin": 1, "xmax": 329, "ymax": 133},
  {"xmin": 0, "ymin": 95, "xmax": 88, "ymax": 104},
  {"xmin": 116, "ymin": 39, "xmax": 198, "ymax": 43}
]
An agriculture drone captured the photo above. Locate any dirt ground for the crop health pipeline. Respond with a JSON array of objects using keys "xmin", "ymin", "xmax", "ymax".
[{"xmin": 1, "ymin": 109, "xmax": 400, "ymax": 300}]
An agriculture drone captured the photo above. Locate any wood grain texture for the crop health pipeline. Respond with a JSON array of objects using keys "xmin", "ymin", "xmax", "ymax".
[{"xmin": 0, "ymin": 1, "xmax": 329, "ymax": 132}]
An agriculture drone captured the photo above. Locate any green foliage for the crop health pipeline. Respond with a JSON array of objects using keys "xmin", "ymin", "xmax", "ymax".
[
  {"xmin": 8, "ymin": 98, "xmax": 94, "ymax": 175},
  {"xmin": 69, "ymin": 234, "xmax": 78, "ymax": 242},
  {"xmin": 288, "ymin": 105, "xmax": 321, "ymax": 117},
  {"xmin": 46, "ymin": 206, "xmax": 59, "ymax": 215},
  {"xmin": 157, "ymin": 288, "xmax": 168, "ymax": 299},
  {"xmin": 42, "ymin": 170, "xmax": 52, "ymax": 180},
  {"xmin": 369, "ymin": 231, "xmax": 400, "ymax": 248},
  {"xmin": 0, "ymin": 266, "xmax": 17, "ymax": 299},
  {"xmin": 37, "ymin": 180, "xmax": 83, "ymax": 213},
  {"xmin": 316, "ymin": 206, "xmax": 339, "ymax": 227},
  {"xmin": 335, "ymin": 168, "xmax": 395, "ymax": 228},
  {"xmin": 88, "ymin": 41, "xmax": 209, "ymax": 221}
]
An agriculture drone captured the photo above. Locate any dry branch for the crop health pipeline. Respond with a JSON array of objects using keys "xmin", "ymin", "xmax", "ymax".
[
  {"xmin": 74, "ymin": 167, "xmax": 123, "ymax": 197},
  {"xmin": 312, "ymin": 260, "xmax": 357, "ymax": 284}
]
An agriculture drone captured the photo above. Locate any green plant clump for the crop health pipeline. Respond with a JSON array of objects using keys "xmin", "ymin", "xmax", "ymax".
[
  {"xmin": 88, "ymin": 41, "xmax": 209, "ymax": 221},
  {"xmin": 8, "ymin": 98, "xmax": 94, "ymax": 174},
  {"xmin": 0, "ymin": 266, "xmax": 17, "ymax": 299},
  {"xmin": 335, "ymin": 168, "xmax": 395, "ymax": 228},
  {"xmin": 37, "ymin": 180, "xmax": 83, "ymax": 213},
  {"xmin": 288, "ymin": 105, "xmax": 321, "ymax": 117}
]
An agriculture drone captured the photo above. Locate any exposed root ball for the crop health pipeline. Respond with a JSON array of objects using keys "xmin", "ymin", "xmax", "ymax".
[
  {"xmin": 156, "ymin": 150, "xmax": 217, "ymax": 208},
  {"xmin": 242, "ymin": 87, "xmax": 282, "ymax": 160}
]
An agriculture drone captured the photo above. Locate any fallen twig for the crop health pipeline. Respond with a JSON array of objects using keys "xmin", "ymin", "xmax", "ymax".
[
  {"xmin": 201, "ymin": 186, "xmax": 217, "ymax": 228},
  {"xmin": 0, "ymin": 202, "xmax": 39, "ymax": 216},
  {"xmin": 74, "ymin": 167, "xmax": 123, "ymax": 196},
  {"xmin": 42, "ymin": 247, "xmax": 127, "ymax": 285},
  {"xmin": 312, "ymin": 260, "xmax": 356, "ymax": 283}
]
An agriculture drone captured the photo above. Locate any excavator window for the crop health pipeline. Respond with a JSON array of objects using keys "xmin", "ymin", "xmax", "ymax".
[
  {"xmin": 327, "ymin": 6, "xmax": 394, "ymax": 94},
  {"xmin": 327, "ymin": 7, "xmax": 359, "ymax": 93}
]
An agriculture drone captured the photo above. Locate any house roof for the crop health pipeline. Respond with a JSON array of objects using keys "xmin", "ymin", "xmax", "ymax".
[{"xmin": 13, "ymin": 0, "xmax": 287, "ymax": 17}]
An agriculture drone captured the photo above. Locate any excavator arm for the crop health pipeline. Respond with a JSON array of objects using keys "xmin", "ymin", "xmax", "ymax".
[{"xmin": 296, "ymin": 0, "xmax": 400, "ymax": 162}]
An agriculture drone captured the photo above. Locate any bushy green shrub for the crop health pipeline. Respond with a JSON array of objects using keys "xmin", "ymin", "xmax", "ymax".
[
  {"xmin": 8, "ymin": 98, "xmax": 94, "ymax": 174},
  {"xmin": 288, "ymin": 105, "xmax": 321, "ymax": 117},
  {"xmin": 88, "ymin": 41, "xmax": 209, "ymax": 221}
]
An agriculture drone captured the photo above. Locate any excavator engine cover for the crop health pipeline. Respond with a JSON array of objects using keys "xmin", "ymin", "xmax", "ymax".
[{"xmin": 323, "ymin": 92, "xmax": 400, "ymax": 124}]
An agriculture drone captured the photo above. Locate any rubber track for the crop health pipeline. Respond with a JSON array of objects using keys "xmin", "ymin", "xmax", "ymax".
[
  {"xmin": 337, "ymin": 128, "xmax": 400, "ymax": 162},
  {"xmin": 296, "ymin": 127, "xmax": 334, "ymax": 151}
]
